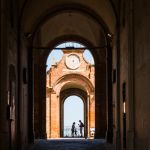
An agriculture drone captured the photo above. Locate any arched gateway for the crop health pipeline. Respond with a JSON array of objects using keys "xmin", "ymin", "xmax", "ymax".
[{"xmin": 46, "ymin": 49, "xmax": 95, "ymax": 138}]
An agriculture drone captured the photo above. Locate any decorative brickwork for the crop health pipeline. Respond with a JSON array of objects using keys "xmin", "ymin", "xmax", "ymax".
[{"xmin": 46, "ymin": 49, "xmax": 95, "ymax": 138}]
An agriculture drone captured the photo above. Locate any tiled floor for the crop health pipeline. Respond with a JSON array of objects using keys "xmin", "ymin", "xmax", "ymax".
[{"xmin": 28, "ymin": 139, "xmax": 115, "ymax": 150}]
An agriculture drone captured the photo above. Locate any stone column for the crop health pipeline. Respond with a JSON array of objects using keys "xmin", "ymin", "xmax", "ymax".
[
  {"xmin": 39, "ymin": 64, "xmax": 47, "ymax": 138},
  {"xmin": 33, "ymin": 63, "xmax": 40, "ymax": 138},
  {"xmin": 90, "ymin": 94, "xmax": 95, "ymax": 137},
  {"xmin": 87, "ymin": 95, "xmax": 90, "ymax": 137},
  {"xmin": 50, "ymin": 93, "xmax": 60, "ymax": 138},
  {"xmin": 0, "ymin": 1, "xmax": 9, "ymax": 149},
  {"xmin": 106, "ymin": 40, "xmax": 113, "ymax": 143},
  {"xmin": 46, "ymin": 97, "xmax": 50, "ymax": 138},
  {"xmin": 95, "ymin": 62, "xmax": 107, "ymax": 138}
]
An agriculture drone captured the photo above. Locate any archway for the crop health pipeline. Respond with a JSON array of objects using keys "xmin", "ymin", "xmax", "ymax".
[
  {"xmin": 17, "ymin": 0, "xmax": 116, "ymax": 145},
  {"xmin": 63, "ymin": 95, "xmax": 84, "ymax": 137},
  {"xmin": 45, "ymin": 41, "xmax": 95, "ymax": 138},
  {"xmin": 60, "ymin": 88, "xmax": 89, "ymax": 138}
]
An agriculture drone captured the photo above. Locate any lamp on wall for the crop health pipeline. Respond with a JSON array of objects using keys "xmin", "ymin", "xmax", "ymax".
[
  {"xmin": 107, "ymin": 33, "xmax": 112, "ymax": 38},
  {"xmin": 122, "ymin": 82, "xmax": 126, "ymax": 149}
]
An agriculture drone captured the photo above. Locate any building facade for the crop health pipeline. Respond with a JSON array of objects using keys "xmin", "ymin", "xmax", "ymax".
[{"xmin": 46, "ymin": 49, "xmax": 95, "ymax": 138}]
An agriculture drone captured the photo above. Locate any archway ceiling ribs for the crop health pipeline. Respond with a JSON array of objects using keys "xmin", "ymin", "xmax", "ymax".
[
  {"xmin": 21, "ymin": 0, "xmax": 116, "ymax": 36},
  {"xmin": 37, "ymin": 12, "xmax": 104, "ymax": 47},
  {"xmin": 52, "ymin": 74, "xmax": 94, "ymax": 96}
]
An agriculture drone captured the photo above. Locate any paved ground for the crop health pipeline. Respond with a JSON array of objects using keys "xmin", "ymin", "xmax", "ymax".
[{"xmin": 28, "ymin": 139, "xmax": 115, "ymax": 150}]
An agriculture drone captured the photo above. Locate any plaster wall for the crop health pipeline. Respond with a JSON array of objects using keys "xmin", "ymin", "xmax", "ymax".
[
  {"xmin": 0, "ymin": 0, "xmax": 29, "ymax": 149},
  {"xmin": 134, "ymin": 0, "xmax": 150, "ymax": 149}
]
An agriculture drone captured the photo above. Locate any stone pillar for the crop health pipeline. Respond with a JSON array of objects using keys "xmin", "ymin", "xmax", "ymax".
[
  {"xmin": 28, "ymin": 45, "xmax": 35, "ymax": 143},
  {"xmin": 34, "ymin": 63, "xmax": 47, "ymax": 138},
  {"xmin": 106, "ymin": 41, "xmax": 113, "ymax": 143},
  {"xmin": 33, "ymin": 63, "xmax": 40, "ymax": 138},
  {"xmin": 46, "ymin": 97, "xmax": 50, "ymax": 138},
  {"xmin": 87, "ymin": 95, "xmax": 90, "ymax": 137},
  {"xmin": 50, "ymin": 93, "xmax": 60, "ymax": 138},
  {"xmin": 90, "ymin": 94, "xmax": 95, "ymax": 136},
  {"xmin": 0, "ymin": 1, "xmax": 9, "ymax": 149},
  {"xmin": 39, "ymin": 64, "xmax": 47, "ymax": 138},
  {"xmin": 95, "ymin": 63, "xmax": 107, "ymax": 138}
]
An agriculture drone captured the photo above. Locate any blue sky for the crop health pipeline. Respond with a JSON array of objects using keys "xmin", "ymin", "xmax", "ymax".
[{"xmin": 64, "ymin": 96, "xmax": 84, "ymax": 127}]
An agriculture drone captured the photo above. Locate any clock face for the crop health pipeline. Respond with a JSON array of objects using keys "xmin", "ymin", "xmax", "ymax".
[{"xmin": 66, "ymin": 54, "xmax": 80, "ymax": 69}]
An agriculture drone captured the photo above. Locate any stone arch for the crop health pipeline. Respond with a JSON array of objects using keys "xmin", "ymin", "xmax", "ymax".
[
  {"xmin": 35, "ymin": 41, "xmax": 109, "ymax": 140},
  {"xmin": 43, "ymin": 35, "xmax": 99, "ymax": 65},
  {"xmin": 21, "ymin": 1, "xmax": 116, "ymax": 35},
  {"xmin": 53, "ymin": 73, "xmax": 94, "ymax": 96},
  {"xmin": 60, "ymin": 88, "xmax": 87, "ymax": 137},
  {"xmin": 46, "ymin": 71, "xmax": 95, "ymax": 138},
  {"xmin": 30, "ymin": 0, "xmax": 114, "ymax": 141}
]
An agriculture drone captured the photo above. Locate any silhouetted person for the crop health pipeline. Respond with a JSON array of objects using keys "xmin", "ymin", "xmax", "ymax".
[
  {"xmin": 74, "ymin": 128, "xmax": 77, "ymax": 137},
  {"xmin": 71, "ymin": 122, "xmax": 75, "ymax": 137},
  {"xmin": 79, "ymin": 120, "xmax": 84, "ymax": 137}
]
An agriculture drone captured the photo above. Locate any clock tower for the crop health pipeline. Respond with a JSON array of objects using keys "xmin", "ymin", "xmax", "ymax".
[
  {"xmin": 62, "ymin": 49, "xmax": 94, "ymax": 73},
  {"xmin": 46, "ymin": 48, "xmax": 95, "ymax": 138}
]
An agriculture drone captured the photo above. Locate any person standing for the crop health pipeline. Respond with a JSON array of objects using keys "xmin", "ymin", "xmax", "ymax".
[
  {"xmin": 79, "ymin": 120, "xmax": 84, "ymax": 137},
  {"xmin": 74, "ymin": 127, "xmax": 77, "ymax": 137},
  {"xmin": 71, "ymin": 122, "xmax": 75, "ymax": 137}
]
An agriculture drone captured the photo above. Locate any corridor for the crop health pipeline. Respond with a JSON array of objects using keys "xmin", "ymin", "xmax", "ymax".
[
  {"xmin": 28, "ymin": 139, "xmax": 115, "ymax": 150},
  {"xmin": 1, "ymin": 0, "xmax": 150, "ymax": 150}
]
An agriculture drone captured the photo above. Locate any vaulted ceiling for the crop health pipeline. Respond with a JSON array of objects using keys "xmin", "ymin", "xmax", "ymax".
[{"xmin": 20, "ymin": 0, "xmax": 116, "ymax": 48}]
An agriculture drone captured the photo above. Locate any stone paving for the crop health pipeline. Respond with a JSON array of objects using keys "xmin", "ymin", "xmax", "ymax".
[{"xmin": 28, "ymin": 139, "xmax": 115, "ymax": 150}]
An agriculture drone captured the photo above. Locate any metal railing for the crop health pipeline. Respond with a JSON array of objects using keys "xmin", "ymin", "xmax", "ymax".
[{"xmin": 63, "ymin": 126, "xmax": 84, "ymax": 138}]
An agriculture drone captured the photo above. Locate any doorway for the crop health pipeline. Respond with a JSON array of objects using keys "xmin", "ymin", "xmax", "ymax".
[{"xmin": 63, "ymin": 95, "xmax": 84, "ymax": 137}]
